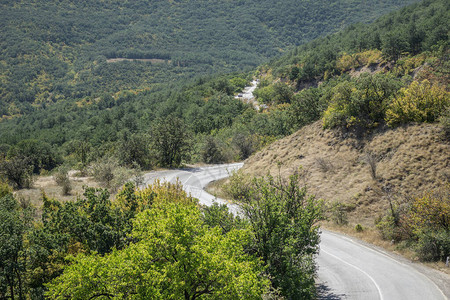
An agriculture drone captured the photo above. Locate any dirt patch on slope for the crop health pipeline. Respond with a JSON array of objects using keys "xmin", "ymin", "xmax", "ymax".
[{"xmin": 242, "ymin": 121, "xmax": 449, "ymax": 227}]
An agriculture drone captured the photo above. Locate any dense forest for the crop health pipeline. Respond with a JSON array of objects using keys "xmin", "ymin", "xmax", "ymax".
[
  {"xmin": 0, "ymin": 0, "xmax": 449, "ymax": 298},
  {"xmin": 0, "ymin": 0, "xmax": 447, "ymax": 182},
  {"xmin": 0, "ymin": 0, "xmax": 419, "ymax": 117}
]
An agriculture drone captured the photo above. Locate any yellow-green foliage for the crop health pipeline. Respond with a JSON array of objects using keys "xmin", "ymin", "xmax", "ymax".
[
  {"xmin": 392, "ymin": 53, "xmax": 427, "ymax": 76},
  {"xmin": 336, "ymin": 49, "xmax": 383, "ymax": 72},
  {"xmin": 0, "ymin": 180, "xmax": 12, "ymax": 198},
  {"xmin": 407, "ymin": 187, "xmax": 450, "ymax": 235},
  {"xmin": 322, "ymin": 81, "xmax": 355, "ymax": 129},
  {"xmin": 114, "ymin": 179, "xmax": 196, "ymax": 213},
  {"xmin": 386, "ymin": 80, "xmax": 449, "ymax": 126}
]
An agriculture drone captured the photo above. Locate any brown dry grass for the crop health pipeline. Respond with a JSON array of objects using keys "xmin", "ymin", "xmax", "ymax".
[
  {"xmin": 204, "ymin": 177, "xmax": 230, "ymax": 200},
  {"xmin": 13, "ymin": 172, "xmax": 101, "ymax": 211},
  {"xmin": 242, "ymin": 121, "xmax": 449, "ymax": 272},
  {"xmin": 243, "ymin": 121, "xmax": 449, "ymax": 228}
]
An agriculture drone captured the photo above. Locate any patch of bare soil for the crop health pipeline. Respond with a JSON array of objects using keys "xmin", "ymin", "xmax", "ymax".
[
  {"xmin": 243, "ymin": 121, "xmax": 449, "ymax": 227},
  {"xmin": 14, "ymin": 172, "xmax": 101, "ymax": 210}
]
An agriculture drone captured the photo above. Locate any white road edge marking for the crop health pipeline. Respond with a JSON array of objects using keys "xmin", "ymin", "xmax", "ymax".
[
  {"xmin": 325, "ymin": 231, "xmax": 448, "ymax": 300},
  {"xmin": 321, "ymin": 248, "xmax": 384, "ymax": 300}
]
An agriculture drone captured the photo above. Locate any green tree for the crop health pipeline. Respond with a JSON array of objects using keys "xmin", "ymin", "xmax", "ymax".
[
  {"xmin": 7, "ymin": 139, "xmax": 60, "ymax": 174},
  {"xmin": 151, "ymin": 116, "xmax": 191, "ymax": 167},
  {"xmin": 382, "ymin": 31, "xmax": 409, "ymax": 61},
  {"xmin": 0, "ymin": 157, "xmax": 33, "ymax": 189},
  {"xmin": 236, "ymin": 173, "xmax": 324, "ymax": 299},
  {"xmin": 46, "ymin": 202, "xmax": 270, "ymax": 299},
  {"xmin": 289, "ymin": 88, "xmax": 322, "ymax": 129},
  {"xmin": 386, "ymin": 80, "xmax": 449, "ymax": 126},
  {"xmin": 117, "ymin": 132, "xmax": 151, "ymax": 168},
  {"xmin": 0, "ymin": 191, "xmax": 33, "ymax": 299},
  {"xmin": 201, "ymin": 136, "xmax": 225, "ymax": 164}
]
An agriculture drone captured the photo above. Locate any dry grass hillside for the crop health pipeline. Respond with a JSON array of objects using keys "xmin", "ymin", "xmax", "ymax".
[{"xmin": 242, "ymin": 121, "xmax": 449, "ymax": 227}]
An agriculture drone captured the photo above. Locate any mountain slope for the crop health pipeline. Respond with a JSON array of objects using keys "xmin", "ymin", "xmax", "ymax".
[
  {"xmin": 242, "ymin": 121, "xmax": 448, "ymax": 226},
  {"xmin": 0, "ymin": 0, "xmax": 419, "ymax": 116}
]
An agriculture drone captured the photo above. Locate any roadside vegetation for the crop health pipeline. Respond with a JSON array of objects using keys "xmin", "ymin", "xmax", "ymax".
[{"xmin": 0, "ymin": 173, "xmax": 323, "ymax": 299}]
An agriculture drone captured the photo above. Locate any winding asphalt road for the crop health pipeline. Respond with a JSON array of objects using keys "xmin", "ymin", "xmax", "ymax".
[{"xmin": 142, "ymin": 163, "xmax": 450, "ymax": 300}]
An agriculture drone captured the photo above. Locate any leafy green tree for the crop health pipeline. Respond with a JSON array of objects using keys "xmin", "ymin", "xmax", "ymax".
[
  {"xmin": 117, "ymin": 132, "xmax": 151, "ymax": 168},
  {"xmin": 201, "ymin": 136, "xmax": 225, "ymax": 164},
  {"xmin": 322, "ymin": 74, "xmax": 402, "ymax": 129},
  {"xmin": 201, "ymin": 202, "xmax": 246, "ymax": 234},
  {"xmin": 0, "ymin": 157, "xmax": 33, "ymax": 189},
  {"xmin": 46, "ymin": 202, "xmax": 270, "ymax": 299},
  {"xmin": 41, "ymin": 188, "xmax": 127, "ymax": 255},
  {"xmin": 151, "ymin": 116, "xmax": 191, "ymax": 167},
  {"xmin": 289, "ymin": 88, "xmax": 322, "ymax": 129},
  {"xmin": 0, "ymin": 190, "xmax": 33, "ymax": 300},
  {"xmin": 65, "ymin": 139, "xmax": 92, "ymax": 167},
  {"xmin": 7, "ymin": 139, "xmax": 60, "ymax": 174},
  {"xmin": 386, "ymin": 80, "xmax": 449, "ymax": 126},
  {"xmin": 382, "ymin": 31, "xmax": 409, "ymax": 61},
  {"xmin": 236, "ymin": 173, "xmax": 324, "ymax": 299}
]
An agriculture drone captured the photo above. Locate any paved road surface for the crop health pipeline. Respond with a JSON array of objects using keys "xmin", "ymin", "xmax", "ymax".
[
  {"xmin": 317, "ymin": 230, "xmax": 449, "ymax": 299},
  {"xmin": 142, "ymin": 164, "xmax": 449, "ymax": 300},
  {"xmin": 142, "ymin": 163, "xmax": 242, "ymax": 214}
]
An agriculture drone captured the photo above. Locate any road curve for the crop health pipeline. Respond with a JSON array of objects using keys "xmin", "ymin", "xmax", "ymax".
[
  {"xmin": 142, "ymin": 164, "xmax": 449, "ymax": 300},
  {"xmin": 141, "ymin": 163, "xmax": 243, "ymax": 214},
  {"xmin": 317, "ymin": 230, "xmax": 449, "ymax": 300}
]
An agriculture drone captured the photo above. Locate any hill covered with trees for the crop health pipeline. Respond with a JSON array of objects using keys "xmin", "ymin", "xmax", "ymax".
[{"xmin": 0, "ymin": 0, "xmax": 419, "ymax": 117}]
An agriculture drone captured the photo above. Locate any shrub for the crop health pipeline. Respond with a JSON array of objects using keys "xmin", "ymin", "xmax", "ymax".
[
  {"xmin": 386, "ymin": 80, "xmax": 449, "ymax": 126},
  {"xmin": 323, "ymin": 74, "xmax": 402, "ymax": 129},
  {"xmin": 329, "ymin": 201, "xmax": 349, "ymax": 225},
  {"xmin": 237, "ymin": 173, "xmax": 323, "ymax": 299},
  {"xmin": 415, "ymin": 229, "xmax": 450, "ymax": 262},
  {"xmin": 89, "ymin": 158, "xmax": 136, "ymax": 191},
  {"xmin": 336, "ymin": 50, "xmax": 383, "ymax": 72},
  {"xmin": 54, "ymin": 169, "xmax": 72, "ymax": 196},
  {"xmin": 201, "ymin": 136, "xmax": 225, "ymax": 164},
  {"xmin": 223, "ymin": 170, "xmax": 252, "ymax": 201},
  {"xmin": 0, "ymin": 157, "xmax": 33, "ymax": 189},
  {"xmin": 363, "ymin": 152, "xmax": 378, "ymax": 180},
  {"xmin": 315, "ymin": 157, "xmax": 334, "ymax": 173},
  {"xmin": 355, "ymin": 224, "xmax": 363, "ymax": 232}
]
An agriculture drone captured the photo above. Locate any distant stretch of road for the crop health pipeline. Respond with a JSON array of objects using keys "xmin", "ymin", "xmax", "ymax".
[
  {"xmin": 142, "ymin": 163, "xmax": 243, "ymax": 214},
  {"xmin": 142, "ymin": 164, "xmax": 449, "ymax": 300}
]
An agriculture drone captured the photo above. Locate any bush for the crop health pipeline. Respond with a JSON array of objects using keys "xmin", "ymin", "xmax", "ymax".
[
  {"xmin": 376, "ymin": 186, "xmax": 450, "ymax": 261},
  {"xmin": 201, "ymin": 136, "xmax": 225, "ymax": 164},
  {"xmin": 89, "ymin": 158, "xmax": 136, "ymax": 191},
  {"xmin": 363, "ymin": 152, "xmax": 378, "ymax": 180},
  {"xmin": 0, "ymin": 157, "xmax": 33, "ymax": 189},
  {"xmin": 323, "ymin": 74, "xmax": 402, "ymax": 129},
  {"xmin": 237, "ymin": 173, "xmax": 323, "ymax": 299},
  {"xmin": 7, "ymin": 139, "xmax": 61, "ymax": 174},
  {"xmin": 355, "ymin": 224, "xmax": 364, "ymax": 232},
  {"xmin": 223, "ymin": 170, "xmax": 252, "ymax": 201},
  {"xmin": 415, "ymin": 229, "xmax": 450, "ymax": 262},
  {"xmin": 54, "ymin": 169, "xmax": 72, "ymax": 196},
  {"xmin": 386, "ymin": 80, "xmax": 449, "ymax": 127},
  {"xmin": 329, "ymin": 201, "xmax": 349, "ymax": 225}
]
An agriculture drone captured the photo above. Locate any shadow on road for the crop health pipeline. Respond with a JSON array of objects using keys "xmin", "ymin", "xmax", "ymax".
[{"xmin": 316, "ymin": 283, "xmax": 345, "ymax": 300}]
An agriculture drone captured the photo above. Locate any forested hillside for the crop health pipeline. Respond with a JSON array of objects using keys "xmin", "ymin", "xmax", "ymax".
[
  {"xmin": 0, "ymin": 0, "xmax": 418, "ymax": 117},
  {"xmin": 0, "ymin": 0, "xmax": 448, "ymax": 193},
  {"xmin": 1, "ymin": 0, "xmax": 449, "ymax": 299}
]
